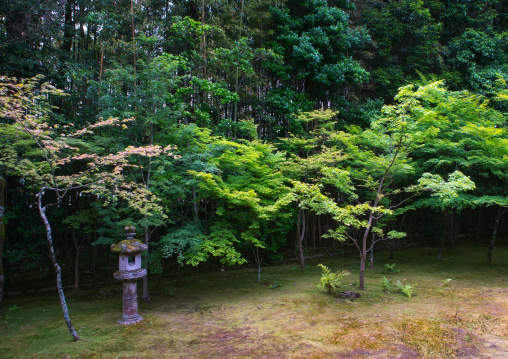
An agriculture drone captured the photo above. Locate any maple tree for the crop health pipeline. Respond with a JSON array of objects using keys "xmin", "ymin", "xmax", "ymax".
[
  {"xmin": 0, "ymin": 75, "xmax": 177, "ymax": 340},
  {"xmin": 280, "ymin": 97, "xmax": 475, "ymax": 289}
]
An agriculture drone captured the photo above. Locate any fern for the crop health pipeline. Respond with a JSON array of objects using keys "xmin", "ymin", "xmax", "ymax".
[
  {"xmin": 384, "ymin": 263, "xmax": 400, "ymax": 273},
  {"xmin": 317, "ymin": 264, "xmax": 350, "ymax": 295},
  {"xmin": 395, "ymin": 280, "xmax": 415, "ymax": 298},
  {"xmin": 382, "ymin": 276, "xmax": 391, "ymax": 292}
]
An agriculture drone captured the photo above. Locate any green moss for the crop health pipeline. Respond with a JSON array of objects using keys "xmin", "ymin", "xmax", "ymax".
[
  {"xmin": 3, "ymin": 245, "xmax": 508, "ymax": 358},
  {"xmin": 110, "ymin": 239, "xmax": 147, "ymax": 254}
]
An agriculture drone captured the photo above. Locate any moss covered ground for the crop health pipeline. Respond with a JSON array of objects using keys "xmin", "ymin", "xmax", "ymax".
[{"xmin": 3, "ymin": 244, "xmax": 508, "ymax": 358}]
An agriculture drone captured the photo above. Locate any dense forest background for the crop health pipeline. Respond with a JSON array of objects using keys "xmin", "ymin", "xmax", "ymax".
[{"xmin": 2, "ymin": 0, "xmax": 508, "ymax": 306}]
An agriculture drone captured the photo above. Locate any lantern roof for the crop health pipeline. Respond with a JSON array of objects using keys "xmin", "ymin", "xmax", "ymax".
[{"xmin": 110, "ymin": 239, "xmax": 147, "ymax": 254}]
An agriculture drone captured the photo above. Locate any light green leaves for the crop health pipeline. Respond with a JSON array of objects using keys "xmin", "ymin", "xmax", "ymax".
[{"xmin": 417, "ymin": 171, "xmax": 475, "ymax": 204}]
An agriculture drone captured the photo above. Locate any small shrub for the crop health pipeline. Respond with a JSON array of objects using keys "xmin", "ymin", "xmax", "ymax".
[
  {"xmin": 382, "ymin": 276, "xmax": 391, "ymax": 292},
  {"xmin": 384, "ymin": 263, "xmax": 400, "ymax": 273},
  {"xmin": 317, "ymin": 264, "xmax": 350, "ymax": 295},
  {"xmin": 382, "ymin": 278, "xmax": 416, "ymax": 298},
  {"xmin": 395, "ymin": 280, "xmax": 416, "ymax": 298}
]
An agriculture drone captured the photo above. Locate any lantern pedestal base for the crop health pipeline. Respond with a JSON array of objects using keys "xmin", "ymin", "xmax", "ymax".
[{"xmin": 118, "ymin": 314, "xmax": 143, "ymax": 325}]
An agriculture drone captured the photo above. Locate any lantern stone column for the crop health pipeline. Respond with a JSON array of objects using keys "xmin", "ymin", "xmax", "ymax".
[{"xmin": 111, "ymin": 226, "xmax": 147, "ymax": 325}]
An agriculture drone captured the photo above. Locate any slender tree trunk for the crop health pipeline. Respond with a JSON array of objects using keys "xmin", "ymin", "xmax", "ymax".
[
  {"xmin": 359, "ymin": 205, "xmax": 377, "ymax": 290},
  {"xmin": 38, "ymin": 189, "xmax": 80, "ymax": 342},
  {"xmin": 93, "ymin": 240, "xmax": 97, "ymax": 278},
  {"xmin": 389, "ymin": 238, "xmax": 395, "ymax": 260},
  {"xmin": 488, "ymin": 208, "xmax": 508, "ymax": 262},
  {"xmin": 193, "ymin": 187, "xmax": 198, "ymax": 220},
  {"xmin": 476, "ymin": 207, "xmax": 483, "ymax": 241},
  {"xmin": 312, "ymin": 213, "xmax": 316, "ymax": 251},
  {"xmin": 175, "ymin": 262, "xmax": 181, "ymax": 286},
  {"xmin": 93, "ymin": 218, "xmax": 97, "ymax": 278},
  {"xmin": 233, "ymin": 0, "xmax": 245, "ymax": 124},
  {"xmin": 74, "ymin": 247, "xmax": 80, "ymax": 290},
  {"xmin": 318, "ymin": 214, "xmax": 322, "ymax": 247},
  {"xmin": 0, "ymin": 175, "xmax": 5, "ymax": 314},
  {"xmin": 71, "ymin": 230, "xmax": 82, "ymax": 290},
  {"xmin": 257, "ymin": 259, "xmax": 262, "ymax": 283},
  {"xmin": 62, "ymin": 0, "xmax": 75, "ymax": 52},
  {"xmin": 359, "ymin": 224, "xmax": 369, "ymax": 290},
  {"xmin": 142, "ymin": 124, "xmax": 154, "ymax": 302},
  {"xmin": 449, "ymin": 211, "xmax": 455, "ymax": 250},
  {"xmin": 297, "ymin": 208, "xmax": 306, "ymax": 269},
  {"xmin": 305, "ymin": 210, "xmax": 309, "ymax": 251},
  {"xmin": 437, "ymin": 211, "xmax": 448, "ymax": 261},
  {"xmin": 251, "ymin": 245, "xmax": 263, "ymax": 282},
  {"xmin": 201, "ymin": 0, "xmax": 207, "ymax": 78},
  {"xmin": 142, "ymin": 227, "xmax": 151, "ymax": 301},
  {"xmin": 131, "ymin": 0, "xmax": 136, "ymax": 74},
  {"xmin": 99, "ymin": 48, "xmax": 104, "ymax": 84},
  {"xmin": 370, "ymin": 231, "xmax": 375, "ymax": 268}
]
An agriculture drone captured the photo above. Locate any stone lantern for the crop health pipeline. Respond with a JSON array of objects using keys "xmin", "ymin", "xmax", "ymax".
[{"xmin": 111, "ymin": 225, "xmax": 147, "ymax": 325}]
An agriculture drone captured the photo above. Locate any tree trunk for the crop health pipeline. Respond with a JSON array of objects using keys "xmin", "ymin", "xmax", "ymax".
[
  {"xmin": 476, "ymin": 207, "xmax": 483, "ymax": 241},
  {"xmin": 318, "ymin": 214, "xmax": 322, "ymax": 247},
  {"xmin": 449, "ymin": 211, "xmax": 455, "ymax": 250},
  {"xmin": 38, "ymin": 189, "xmax": 80, "ymax": 342},
  {"xmin": 62, "ymin": 0, "xmax": 75, "ymax": 52},
  {"xmin": 74, "ymin": 246, "xmax": 80, "ymax": 290},
  {"xmin": 71, "ymin": 230, "xmax": 82, "ymax": 290},
  {"xmin": 193, "ymin": 187, "xmax": 198, "ymax": 220},
  {"xmin": 359, "ymin": 251, "xmax": 366, "ymax": 290},
  {"xmin": 93, "ymin": 240, "xmax": 97, "ymax": 278},
  {"xmin": 233, "ymin": 0, "xmax": 245, "ymax": 124},
  {"xmin": 252, "ymin": 245, "xmax": 263, "ymax": 283},
  {"xmin": 370, "ymin": 232, "xmax": 375, "ymax": 268},
  {"xmin": 437, "ymin": 211, "xmax": 448, "ymax": 261},
  {"xmin": 142, "ymin": 227, "xmax": 151, "ymax": 301},
  {"xmin": 257, "ymin": 258, "xmax": 263, "ymax": 283},
  {"xmin": 99, "ymin": 48, "xmax": 104, "ymax": 84},
  {"xmin": 359, "ymin": 208, "xmax": 375, "ymax": 290},
  {"xmin": 488, "ymin": 208, "xmax": 507, "ymax": 262},
  {"xmin": 389, "ymin": 238, "xmax": 395, "ymax": 260},
  {"xmin": 297, "ymin": 208, "xmax": 306, "ymax": 269},
  {"xmin": 201, "ymin": 0, "xmax": 207, "ymax": 78},
  {"xmin": 175, "ymin": 262, "xmax": 181, "ymax": 287},
  {"xmin": 312, "ymin": 213, "xmax": 316, "ymax": 251},
  {"xmin": 359, "ymin": 230, "xmax": 368, "ymax": 290}
]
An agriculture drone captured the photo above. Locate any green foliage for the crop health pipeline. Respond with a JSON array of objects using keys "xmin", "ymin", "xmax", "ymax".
[
  {"xmin": 161, "ymin": 222, "xmax": 246, "ymax": 267},
  {"xmin": 266, "ymin": 0, "xmax": 369, "ymax": 127},
  {"xmin": 382, "ymin": 277, "xmax": 416, "ymax": 298},
  {"xmin": 363, "ymin": 0, "xmax": 443, "ymax": 99},
  {"xmin": 382, "ymin": 276, "xmax": 391, "ymax": 292},
  {"xmin": 440, "ymin": 278, "xmax": 453, "ymax": 286},
  {"xmin": 317, "ymin": 264, "xmax": 351, "ymax": 295},
  {"xmin": 186, "ymin": 136, "xmax": 290, "ymax": 266},
  {"xmin": 384, "ymin": 263, "xmax": 400, "ymax": 273},
  {"xmin": 395, "ymin": 280, "xmax": 416, "ymax": 299}
]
